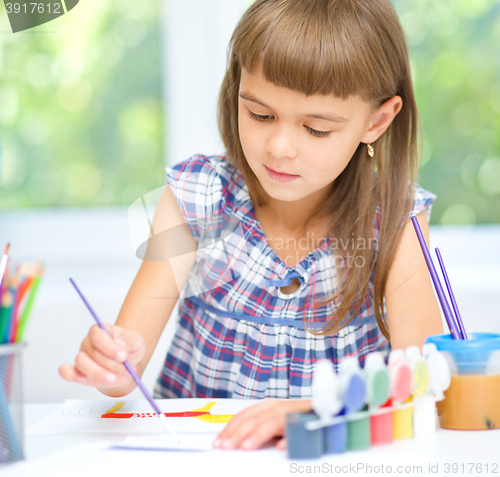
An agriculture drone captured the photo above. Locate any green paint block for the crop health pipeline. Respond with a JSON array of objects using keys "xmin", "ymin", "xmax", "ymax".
[{"xmin": 348, "ymin": 415, "xmax": 371, "ymax": 450}]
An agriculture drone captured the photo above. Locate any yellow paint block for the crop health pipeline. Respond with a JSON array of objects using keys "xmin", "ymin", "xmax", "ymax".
[
  {"xmin": 412, "ymin": 360, "xmax": 430, "ymax": 397},
  {"xmin": 393, "ymin": 403, "xmax": 413, "ymax": 439}
]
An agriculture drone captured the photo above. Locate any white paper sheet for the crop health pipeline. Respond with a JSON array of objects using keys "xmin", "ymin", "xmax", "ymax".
[{"xmin": 27, "ymin": 398, "xmax": 260, "ymax": 435}]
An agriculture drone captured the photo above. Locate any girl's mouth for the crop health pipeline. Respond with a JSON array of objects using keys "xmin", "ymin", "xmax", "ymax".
[{"xmin": 264, "ymin": 165, "xmax": 300, "ymax": 183}]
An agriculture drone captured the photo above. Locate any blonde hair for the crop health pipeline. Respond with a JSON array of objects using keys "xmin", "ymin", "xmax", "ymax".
[{"xmin": 218, "ymin": 0, "xmax": 419, "ymax": 340}]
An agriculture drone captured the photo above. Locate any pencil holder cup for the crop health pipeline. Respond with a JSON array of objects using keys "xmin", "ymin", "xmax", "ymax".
[
  {"xmin": 425, "ymin": 333, "xmax": 500, "ymax": 430},
  {"xmin": 0, "ymin": 343, "xmax": 24, "ymax": 464}
]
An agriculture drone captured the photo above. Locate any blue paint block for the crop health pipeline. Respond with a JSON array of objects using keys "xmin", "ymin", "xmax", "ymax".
[
  {"xmin": 286, "ymin": 412, "xmax": 323, "ymax": 460},
  {"xmin": 323, "ymin": 421, "xmax": 347, "ymax": 454}
]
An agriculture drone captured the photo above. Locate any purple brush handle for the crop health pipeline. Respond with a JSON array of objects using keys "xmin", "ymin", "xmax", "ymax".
[
  {"xmin": 69, "ymin": 278, "xmax": 163, "ymax": 415},
  {"xmin": 410, "ymin": 217, "xmax": 461, "ymax": 340},
  {"xmin": 435, "ymin": 248, "xmax": 467, "ymax": 340}
]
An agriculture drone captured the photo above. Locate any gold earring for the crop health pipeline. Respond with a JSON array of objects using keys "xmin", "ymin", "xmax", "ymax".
[{"xmin": 367, "ymin": 143, "xmax": 374, "ymax": 157}]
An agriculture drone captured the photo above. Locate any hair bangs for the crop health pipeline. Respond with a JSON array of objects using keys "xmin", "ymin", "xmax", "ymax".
[{"xmin": 233, "ymin": 0, "xmax": 391, "ymax": 101}]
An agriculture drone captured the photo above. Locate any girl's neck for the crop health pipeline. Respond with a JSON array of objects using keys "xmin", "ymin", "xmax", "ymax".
[
  {"xmin": 254, "ymin": 187, "xmax": 330, "ymax": 235},
  {"xmin": 254, "ymin": 194, "xmax": 329, "ymax": 236},
  {"xmin": 254, "ymin": 196, "xmax": 331, "ymax": 269}
]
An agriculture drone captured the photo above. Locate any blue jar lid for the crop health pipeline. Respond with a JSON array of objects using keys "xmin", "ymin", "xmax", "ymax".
[{"xmin": 425, "ymin": 332, "xmax": 500, "ymax": 352}]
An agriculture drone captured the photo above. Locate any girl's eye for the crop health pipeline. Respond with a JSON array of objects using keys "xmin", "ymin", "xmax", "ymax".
[
  {"xmin": 304, "ymin": 125, "xmax": 331, "ymax": 138},
  {"xmin": 247, "ymin": 110, "xmax": 273, "ymax": 122},
  {"xmin": 247, "ymin": 109, "xmax": 331, "ymax": 138}
]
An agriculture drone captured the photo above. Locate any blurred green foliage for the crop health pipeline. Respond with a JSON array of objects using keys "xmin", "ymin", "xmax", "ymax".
[
  {"xmin": 0, "ymin": 0, "xmax": 499, "ymax": 224},
  {"xmin": 394, "ymin": 0, "xmax": 500, "ymax": 224},
  {"xmin": 0, "ymin": 0, "xmax": 164, "ymax": 207}
]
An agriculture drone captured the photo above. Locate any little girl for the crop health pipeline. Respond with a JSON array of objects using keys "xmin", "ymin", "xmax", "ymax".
[{"xmin": 60, "ymin": 0, "xmax": 443, "ymax": 451}]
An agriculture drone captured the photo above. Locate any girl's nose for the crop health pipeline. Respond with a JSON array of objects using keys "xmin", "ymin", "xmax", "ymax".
[{"xmin": 266, "ymin": 128, "xmax": 298, "ymax": 159}]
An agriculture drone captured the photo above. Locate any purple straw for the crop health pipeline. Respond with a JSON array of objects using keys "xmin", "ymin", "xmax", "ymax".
[
  {"xmin": 69, "ymin": 278, "xmax": 180, "ymax": 442},
  {"xmin": 435, "ymin": 248, "xmax": 467, "ymax": 340},
  {"xmin": 410, "ymin": 217, "xmax": 461, "ymax": 340}
]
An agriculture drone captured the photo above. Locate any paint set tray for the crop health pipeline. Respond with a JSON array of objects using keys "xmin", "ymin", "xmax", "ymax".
[
  {"xmin": 286, "ymin": 398, "xmax": 429, "ymax": 459},
  {"xmin": 285, "ymin": 345, "xmax": 448, "ymax": 460}
]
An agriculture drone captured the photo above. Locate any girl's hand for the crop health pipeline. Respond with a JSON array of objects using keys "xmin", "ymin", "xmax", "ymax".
[
  {"xmin": 213, "ymin": 398, "xmax": 312, "ymax": 451},
  {"xmin": 58, "ymin": 324, "xmax": 146, "ymax": 392}
]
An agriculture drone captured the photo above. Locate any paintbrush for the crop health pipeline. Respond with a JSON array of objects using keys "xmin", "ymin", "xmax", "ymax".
[
  {"xmin": 411, "ymin": 217, "xmax": 461, "ymax": 339},
  {"xmin": 69, "ymin": 278, "xmax": 180, "ymax": 443}
]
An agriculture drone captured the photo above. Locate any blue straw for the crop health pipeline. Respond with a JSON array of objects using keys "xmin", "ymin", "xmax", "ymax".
[
  {"xmin": 435, "ymin": 248, "xmax": 467, "ymax": 340},
  {"xmin": 411, "ymin": 217, "xmax": 461, "ymax": 339}
]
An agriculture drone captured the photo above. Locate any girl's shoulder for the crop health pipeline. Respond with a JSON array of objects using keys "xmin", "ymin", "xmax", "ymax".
[
  {"xmin": 165, "ymin": 154, "xmax": 250, "ymax": 240},
  {"xmin": 409, "ymin": 183, "xmax": 436, "ymax": 222},
  {"xmin": 167, "ymin": 153, "xmax": 233, "ymax": 176},
  {"xmin": 373, "ymin": 182, "xmax": 436, "ymax": 223},
  {"xmin": 372, "ymin": 183, "xmax": 436, "ymax": 249},
  {"xmin": 166, "ymin": 154, "xmax": 238, "ymax": 189}
]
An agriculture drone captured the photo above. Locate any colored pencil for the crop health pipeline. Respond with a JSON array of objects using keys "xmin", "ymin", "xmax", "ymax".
[
  {"xmin": 0, "ymin": 291, "xmax": 13, "ymax": 345},
  {"xmin": 16, "ymin": 274, "xmax": 42, "ymax": 343},
  {"xmin": 0, "ymin": 254, "xmax": 42, "ymax": 344}
]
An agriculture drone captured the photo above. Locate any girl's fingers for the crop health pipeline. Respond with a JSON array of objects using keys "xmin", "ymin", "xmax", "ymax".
[
  {"xmin": 112, "ymin": 326, "xmax": 144, "ymax": 352},
  {"xmin": 72, "ymin": 351, "xmax": 125, "ymax": 387},
  {"xmin": 59, "ymin": 364, "xmax": 92, "ymax": 385},
  {"xmin": 215, "ymin": 407, "xmax": 285, "ymax": 450},
  {"xmin": 58, "ymin": 363, "xmax": 79, "ymax": 382},
  {"xmin": 217, "ymin": 399, "xmax": 276, "ymax": 440},
  {"xmin": 82, "ymin": 344, "xmax": 130, "ymax": 376},
  {"xmin": 215, "ymin": 415, "xmax": 262, "ymax": 449},
  {"xmin": 215, "ymin": 405, "xmax": 262, "ymax": 444},
  {"xmin": 87, "ymin": 325, "xmax": 129, "ymax": 362},
  {"xmin": 214, "ymin": 399, "xmax": 312, "ymax": 450},
  {"xmin": 85, "ymin": 324, "xmax": 145, "ymax": 365},
  {"xmin": 59, "ymin": 324, "xmax": 146, "ymax": 389},
  {"xmin": 276, "ymin": 437, "xmax": 287, "ymax": 450},
  {"xmin": 239, "ymin": 414, "xmax": 285, "ymax": 450}
]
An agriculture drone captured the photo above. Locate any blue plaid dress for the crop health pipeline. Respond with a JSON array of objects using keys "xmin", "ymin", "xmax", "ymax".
[{"xmin": 154, "ymin": 155, "xmax": 435, "ymax": 399}]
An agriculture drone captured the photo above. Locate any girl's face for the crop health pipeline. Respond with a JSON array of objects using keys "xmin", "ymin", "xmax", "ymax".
[{"xmin": 238, "ymin": 67, "xmax": 376, "ymax": 206}]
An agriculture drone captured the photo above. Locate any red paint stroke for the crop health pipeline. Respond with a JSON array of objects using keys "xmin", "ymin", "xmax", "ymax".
[
  {"xmin": 102, "ymin": 413, "xmax": 134, "ymax": 419},
  {"xmin": 102, "ymin": 411, "xmax": 210, "ymax": 419}
]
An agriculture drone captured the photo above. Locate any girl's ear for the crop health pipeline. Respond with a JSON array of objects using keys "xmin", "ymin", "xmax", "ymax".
[{"xmin": 361, "ymin": 95, "xmax": 403, "ymax": 144}]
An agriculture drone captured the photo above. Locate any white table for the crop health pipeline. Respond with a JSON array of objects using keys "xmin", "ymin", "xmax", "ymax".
[{"xmin": 2, "ymin": 403, "xmax": 500, "ymax": 477}]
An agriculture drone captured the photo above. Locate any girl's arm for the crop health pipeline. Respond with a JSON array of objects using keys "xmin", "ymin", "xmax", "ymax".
[
  {"xmin": 385, "ymin": 210, "xmax": 443, "ymax": 348},
  {"xmin": 59, "ymin": 185, "xmax": 197, "ymax": 397}
]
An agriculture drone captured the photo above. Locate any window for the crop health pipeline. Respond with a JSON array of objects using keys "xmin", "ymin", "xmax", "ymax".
[{"xmin": 0, "ymin": 0, "xmax": 164, "ymax": 207}]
